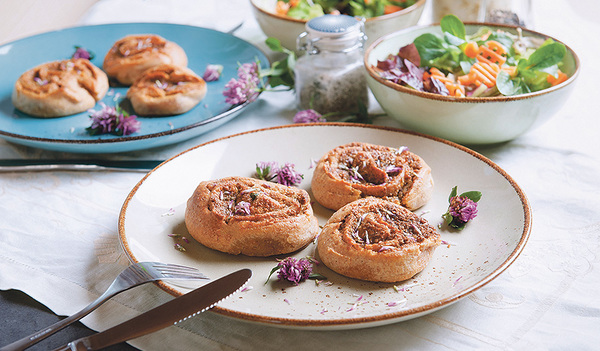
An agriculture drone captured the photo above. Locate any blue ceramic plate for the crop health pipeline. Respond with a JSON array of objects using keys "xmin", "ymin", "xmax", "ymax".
[{"xmin": 0, "ymin": 23, "xmax": 268, "ymax": 153}]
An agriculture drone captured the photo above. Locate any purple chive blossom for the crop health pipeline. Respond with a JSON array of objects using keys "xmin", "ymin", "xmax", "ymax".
[
  {"xmin": 255, "ymin": 161, "xmax": 278, "ymax": 181},
  {"xmin": 293, "ymin": 109, "xmax": 326, "ymax": 124},
  {"xmin": 116, "ymin": 113, "xmax": 141, "ymax": 136},
  {"xmin": 274, "ymin": 162, "xmax": 303, "ymax": 186},
  {"xmin": 72, "ymin": 46, "xmax": 94, "ymax": 60},
  {"xmin": 448, "ymin": 196, "xmax": 478, "ymax": 224},
  {"xmin": 86, "ymin": 104, "xmax": 140, "ymax": 136},
  {"xmin": 223, "ymin": 61, "xmax": 261, "ymax": 105},
  {"xmin": 202, "ymin": 64, "xmax": 223, "ymax": 82},
  {"xmin": 442, "ymin": 186, "xmax": 482, "ymax": 230},
  {"xmin": 275, "ymin": 257, "xmax": 313, "ymax": 285},
  {"xmin": 233, "ymin": 201, "xmax": 251, "ymax": 215}
]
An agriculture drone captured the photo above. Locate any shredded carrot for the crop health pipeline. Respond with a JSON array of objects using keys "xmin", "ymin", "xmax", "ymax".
[
  {"xmin": 428, "ymin": 68, "xmax": 465, "ymax": 97},
  {"xmin": 547, "ymin": 69, "xmax": 568, "ymax": 86},
  {"xmin": 384, "ymin": 5, "xmax": 403, "ymax": 14},
  {"xmin": 463, "ymin": 41, "xmax": 479, "ymax": 59},
  {"xmin": 275, "ymin": 1, "xmax": 290, "ymax": 15},
  {"xmin": 289, "ymin": 0, "xmax": 300, "ymax": 6},
  {"xmin": 485, "ymin": 40, "xmax": 506, "ymax": 56},
  {"xmin": 477, "ymin": 46, "xmax": 506, "ymax": 66}
]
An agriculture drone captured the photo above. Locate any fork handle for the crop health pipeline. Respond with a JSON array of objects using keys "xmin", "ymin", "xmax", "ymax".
[{"xmin": 0, "ymin": 293, "xmax": 111, "ymax": 351}]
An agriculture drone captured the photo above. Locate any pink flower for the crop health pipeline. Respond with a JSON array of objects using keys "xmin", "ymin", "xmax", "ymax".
[
  {"xmin": 87, "ymin": 104, "xmax": 140, "ymax": 136},
  {"xmin": 448, "ymin": 196, "xmax": 478, "ymax": 223},
  {"xmin": 276, "ymin": 257, "xmax": 313, "ymax": 285},
  {"xmin": 293, "ymin": 109, "xmax": 326, "ymax": 123},
  {"xmin": 275, "ymin": 162, "xmax": 304, "ymax": 186},
  {"xmin": 223, "ymin": 61, "xmax": 261, "ymax": 105}
]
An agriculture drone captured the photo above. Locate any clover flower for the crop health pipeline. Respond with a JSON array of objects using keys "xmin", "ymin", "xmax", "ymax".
[
  {"xmin": 293, "ymin": 109, "xmax": 326, "ymax": 124},
  {"xmin": 223, "ymin": 61, "xmax": 261, "ymax": 105},
  {"xmin": 265, "ymin": 257, "xmax": 313, "ymax": 285},
  {"xmin": 255, "ymin": 161, "xmax": 303, "ymax": 186},
  {"xmin": 442, "ymin": 186, "xmax": 482, "ymax": 230},
  {"xmin": 275, "ymin": 162, "xmax": 304, "ymax": 186},
  {"xmin": 255, "ymin": 161, "xmax": 278, "ymax": 181},
  {"xmin": 87, "ymin": 103, "xmax": 140, "ymax": 136},
  {"xmin": 449, "ymin": 196, "xmax": 478, "ymax": 223},
  {"xmin": 202, "ymin": 64, "xmax": 223, "ymax": 82}
]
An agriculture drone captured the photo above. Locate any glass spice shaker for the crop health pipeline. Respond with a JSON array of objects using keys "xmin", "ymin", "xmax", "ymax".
[{"xmin": 294, "ymin": 15, "xmax": 369, "ymax": 115}]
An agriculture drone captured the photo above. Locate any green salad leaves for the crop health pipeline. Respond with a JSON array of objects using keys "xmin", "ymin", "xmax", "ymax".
[{"xmin": 382, "ymin": 14, "xmax": 570, "ymax": 97}]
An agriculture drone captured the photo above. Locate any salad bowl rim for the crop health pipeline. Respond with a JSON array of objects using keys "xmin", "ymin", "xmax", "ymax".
[
  {"xmin": 250, "ymin": 0, "xmax": 427, "ymax": 25},
  {"xmin": 364, "ymin": 21, "xmax": 581, "ymax": 103}
]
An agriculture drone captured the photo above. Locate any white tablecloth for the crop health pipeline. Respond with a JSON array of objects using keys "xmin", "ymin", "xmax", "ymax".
[{"xmin": 1, "ymin": 0, "xmax": 599, "ymax": 350}]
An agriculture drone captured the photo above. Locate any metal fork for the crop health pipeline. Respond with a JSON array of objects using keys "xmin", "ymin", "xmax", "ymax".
[{"xmin": 1, "ymin": 262, "xmax": 208, "ymax": 351}]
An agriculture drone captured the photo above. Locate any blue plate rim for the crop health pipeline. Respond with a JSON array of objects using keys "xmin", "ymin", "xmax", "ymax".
[{"xmin": 0, "ymin": 22, "xmax": 267, "ymax": 146}]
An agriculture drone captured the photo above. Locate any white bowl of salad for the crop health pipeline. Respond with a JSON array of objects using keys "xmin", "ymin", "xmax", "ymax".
[
  {"xmin": 250, "ymin": 0, "xmax": 426, "ymax": 50},
  {"xmin": 364, "ymin": 15, "xmax": 580, "ymax": 145}
]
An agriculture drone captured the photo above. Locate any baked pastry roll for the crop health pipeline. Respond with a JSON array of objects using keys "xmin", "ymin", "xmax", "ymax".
[
  {"xmin": 12, "ymin": 59, "xmax": 109, "ymax": 118},
  {"xmin": 317, "ymin": 197, "xmax": 441, "ymax": 282},
  {"xmin": 127, "ymin": 64, "xmax": 206, "ymax": 116},
  {"xmin": 185, "ymin": 176, "xmax": 319, "ymax": 257},
  {"xmin": 103, "ymin": 34, "xmax": 188, "ymax": 85},
  {"xmin": 311, "ymin": 142, "xmax": 433, "ymax": 211}
]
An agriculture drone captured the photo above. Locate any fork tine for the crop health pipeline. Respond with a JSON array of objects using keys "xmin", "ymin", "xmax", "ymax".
[
  {"xmin": 149, "ymin": 262, "xmax": 209, "ymax": 279},
  {"xmin": 151, "ymin": 262, "xmax": 202, "ymax": 272}
]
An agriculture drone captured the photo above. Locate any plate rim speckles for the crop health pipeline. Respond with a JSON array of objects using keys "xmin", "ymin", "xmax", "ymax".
[{"xmin": 118, "ymin": 123, "xmax": 531, "ymax": 330}]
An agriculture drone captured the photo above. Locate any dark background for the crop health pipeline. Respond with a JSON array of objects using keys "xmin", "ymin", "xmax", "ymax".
[{"xmin": 1, "ymin": 289, "xmax": 137, "ymax": 350}]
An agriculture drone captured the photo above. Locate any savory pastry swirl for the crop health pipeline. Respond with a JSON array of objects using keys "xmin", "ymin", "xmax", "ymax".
[
  {"xmin": 311, "ymin": 142, "xmax": 434, "ymax": 211},
  {"xmin": 127, "ymin": 64, "xmax": 207, "ymax": 116},
  {"xmin": 12, "ymin": 59, "xmax": 109, "ymax": 118},
  {"xmin": 317, "ymin": 197, "xmax": 441, "ymax": 282},
  {"xmin": 185, "ymin": 176, "xmax": 319, "ymax": 257},
  {"xmin": 103, "ymin": 34, "xmax": 188, "ymax": 85}
]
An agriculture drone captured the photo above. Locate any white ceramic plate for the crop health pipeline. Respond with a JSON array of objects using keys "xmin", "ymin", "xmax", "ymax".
[{"xmin": 119, "ymin": 124, "xmax": 531, "ymax": 330}]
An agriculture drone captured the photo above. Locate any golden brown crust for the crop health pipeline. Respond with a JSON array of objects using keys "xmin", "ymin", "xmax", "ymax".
[
  {"xmin": 317, "ymin": 197, "xmax": 441, "ymax": 282},
  {"xmin": 185, "ymin": 176, "xmax": 319, "ymax": 257},
  {"xmin": 103, "ymin": 34, "xmax": 188, "ymax": 85},
  {"xmin": 11, "ymin": 59, "xmax": 109, "ymax": 118},
  {"xmin": 311, "ymin": 142, "xmax": 433, "ymax": 211},
  {"xmin": 127, "ymin": 64, "xmax": 206, "ymax": 116}
]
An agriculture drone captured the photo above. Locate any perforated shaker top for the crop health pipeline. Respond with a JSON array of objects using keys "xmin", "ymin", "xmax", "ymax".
[
  {"xmin": 304, "ymin": 15, "xmax": 364, "ymax": 51},
  {"xmin": 306, "ymin": 14, "xmax": 361, "ymax": 35}
]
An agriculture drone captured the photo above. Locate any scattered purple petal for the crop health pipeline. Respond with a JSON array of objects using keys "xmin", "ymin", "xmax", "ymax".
[
  {"xmin": 72, "ymin": 46, "xmax": 94, "ymax": 60},
  {"xmin": 202, "ymin": 64, "xmax": 223, "ymax": 82},
  {"xmin": 387, "ymin": 299, "xmax": 407, "ymax": 308},
  {"xmin": 234, "ymin": 201, "xmax": 251, "ymax": 216},
  {"xmin": 293, "ymin": 109, "xmax": 326, "ymax": 124}
]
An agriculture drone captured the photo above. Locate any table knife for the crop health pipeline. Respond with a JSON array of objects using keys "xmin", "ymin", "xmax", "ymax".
[
  {"xmin": 0, "ymin": 159, "xmax": 164, "ymax": 173},
  {"xmin": 50, "ymin": 268, "xmax": 252, "ymax": 351}
]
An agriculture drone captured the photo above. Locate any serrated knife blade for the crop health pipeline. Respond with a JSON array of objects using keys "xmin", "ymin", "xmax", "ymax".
[{"xmin": 51, "ymin": 268, "xmax": 252, "ymax": 351}]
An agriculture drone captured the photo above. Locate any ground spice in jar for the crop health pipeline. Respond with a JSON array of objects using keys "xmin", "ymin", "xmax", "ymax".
[{"xmin": 294, "ymin": 15, "xmax": 369, "ymax": 115}]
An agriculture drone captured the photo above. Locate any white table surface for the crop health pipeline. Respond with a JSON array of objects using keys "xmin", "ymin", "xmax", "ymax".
[{"xmin": 1, "ymin": 0, "xmax": 599, "ymax": 350}]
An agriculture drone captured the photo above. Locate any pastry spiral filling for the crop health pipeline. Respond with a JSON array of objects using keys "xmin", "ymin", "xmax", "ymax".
[
  {"xmin": 333, "ymin": 144, "xmax": 420, "ymax": 188},
  {"xmin": 19, "ymin": 59, "xmax": 104, "ymax": 100},
  {"xmin": 206, "ymin": 178, "xmax": 311, "ymax": 223},
  {"xmin": 112, "ymin": 35, "xmax": 166, "ymax": 58},
  {"xmin": 339, "ymin": 200, "xmax": 437, "ymax": 252},
  {"xmin": 131, "ymin": 65, "xmax": 203, "ymax": 97}
]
